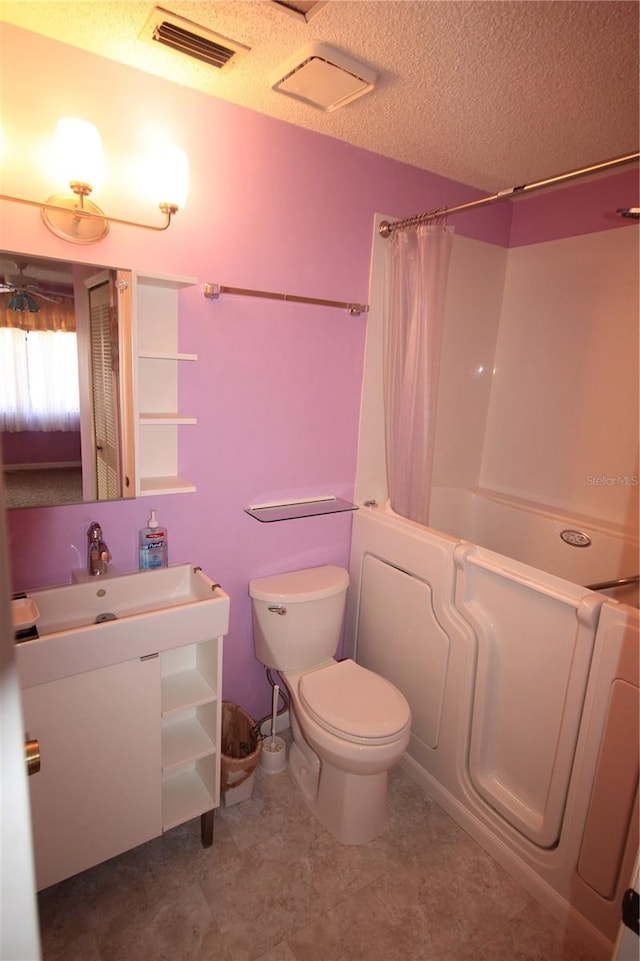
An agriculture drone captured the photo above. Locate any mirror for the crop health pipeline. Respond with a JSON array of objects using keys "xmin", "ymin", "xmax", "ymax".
[{"xmin": 0, "ymin": 251, "xmax": 133, "ymax": 509}]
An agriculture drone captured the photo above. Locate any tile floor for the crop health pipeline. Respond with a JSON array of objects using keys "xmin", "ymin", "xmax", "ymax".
[{"xmin": 38, "ymin": 756, "xmax": 604, "ymax": 961}]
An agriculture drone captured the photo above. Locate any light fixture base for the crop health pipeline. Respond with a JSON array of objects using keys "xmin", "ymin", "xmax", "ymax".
[{"xmin": 42, "ymin": 194, "xmax": 110, "ymax": 244}]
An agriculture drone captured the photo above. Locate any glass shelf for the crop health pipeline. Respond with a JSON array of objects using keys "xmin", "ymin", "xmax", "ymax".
[{"xmin": 245, "ymin": 496, "xmax": 358, "ymax": 523}]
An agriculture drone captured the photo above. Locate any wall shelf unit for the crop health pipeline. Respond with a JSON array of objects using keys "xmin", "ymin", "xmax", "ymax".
[
  {"xmin": 245, "ymin": 495, "xmax": 358, "ymax": 522},
  {"xmin": 133, "ymin": 272, "xmax": 198, "ymax": 497}
]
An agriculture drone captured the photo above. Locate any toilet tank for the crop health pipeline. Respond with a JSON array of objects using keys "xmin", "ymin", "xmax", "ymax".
[{"xmin": 249, "ymin": 565, "xmax": 350, "ymax": 672}]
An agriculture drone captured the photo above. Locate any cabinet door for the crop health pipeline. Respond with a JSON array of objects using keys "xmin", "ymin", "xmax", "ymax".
[{"xmin": 23, "ymin": 656, "xmax": 161, "ymax": 890}]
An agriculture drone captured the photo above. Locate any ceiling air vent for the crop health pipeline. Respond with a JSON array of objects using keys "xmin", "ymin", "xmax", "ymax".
[
  {"xmin": 140, "ymin": 7, "xmax": 250, "ymax": 72},
  {"xmin": 271, "ymin": 42, "xmax": 377, "ymax": 112}
]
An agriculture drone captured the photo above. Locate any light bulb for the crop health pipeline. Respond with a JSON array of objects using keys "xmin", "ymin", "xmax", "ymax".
[
  {"xmin": 53, "ymin": 118, "xmax": 104, "ymax": 192},
  {"xmin": 148, "ymin": 145, "xmax": 189, "ymax": 211}
]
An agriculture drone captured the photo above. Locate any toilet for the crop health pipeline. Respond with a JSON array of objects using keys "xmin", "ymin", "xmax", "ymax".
[{"xmin": 249, "ymin": 564, "xmax": 411, "ymax": 844}]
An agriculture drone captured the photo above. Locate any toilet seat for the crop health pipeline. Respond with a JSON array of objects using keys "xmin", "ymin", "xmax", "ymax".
[{"xmin": 298, "ymin": 659, "xmax": 410, "ymax": 746}]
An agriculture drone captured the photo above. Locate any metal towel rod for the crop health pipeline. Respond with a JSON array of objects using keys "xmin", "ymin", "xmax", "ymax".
[
  {"xmin": 203, "ymin": 282, "xmax": 368, "ymax": 316},
  {"xmin": 585, "ymin": 574, "xmax": 639, "ymax": 591}
]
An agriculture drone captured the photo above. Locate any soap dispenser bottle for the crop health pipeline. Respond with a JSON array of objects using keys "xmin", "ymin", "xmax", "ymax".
[{"xmin": 139, "ymin": 509, "xmax": 168, "ymax": 570}]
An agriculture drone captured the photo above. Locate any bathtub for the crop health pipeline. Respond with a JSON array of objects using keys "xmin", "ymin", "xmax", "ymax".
[
  {"xmin": 428, "ymin": 486, "xmax": 639, "ymax": 606},
  {"xmin": 346, "ymin": 499, "xmax": 639, "ymax": 957}
]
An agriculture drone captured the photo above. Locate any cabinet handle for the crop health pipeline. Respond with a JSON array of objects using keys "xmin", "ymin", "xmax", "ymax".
[
  {"xmin": 140, "ymin": 653, "xmax": 159, "ymax": 661},
  {"xmin": 25, "ymin": 738, "xmax": 41, "ymax": 776}
]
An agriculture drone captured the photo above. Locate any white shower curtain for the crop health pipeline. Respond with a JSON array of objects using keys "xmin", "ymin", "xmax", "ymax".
[{"xmin": 382, "ymin": 224, "xmax": 454, "ymax": 525}]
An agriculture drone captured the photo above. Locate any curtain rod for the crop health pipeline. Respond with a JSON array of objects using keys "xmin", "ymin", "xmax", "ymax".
[
  {"xmin": 203, "ymin": 282, "xmax": 368, "ymax": 316},
  {"xmin": 379, "ymin": 152, "xmax": 640, "ymax": 238}
]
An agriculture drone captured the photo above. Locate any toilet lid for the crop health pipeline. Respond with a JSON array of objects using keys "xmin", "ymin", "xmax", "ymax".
[{"xmin": 299, "ymin": 659, "xmax": 410, "ymax": 743}]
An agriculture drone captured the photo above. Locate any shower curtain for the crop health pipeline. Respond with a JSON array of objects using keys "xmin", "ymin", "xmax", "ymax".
[{"xmin": 383, "ymin": 224, "xmax": 454, "ymax": 525}]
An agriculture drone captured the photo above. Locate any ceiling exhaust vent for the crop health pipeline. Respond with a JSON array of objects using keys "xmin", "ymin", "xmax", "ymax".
[
  {"xmin": 140, "ymin": 6, "xmax": 250, "ymax": 72},
  {"xmin": 271, "ymin": 43, "xmax": 377, "ymax": 111}
]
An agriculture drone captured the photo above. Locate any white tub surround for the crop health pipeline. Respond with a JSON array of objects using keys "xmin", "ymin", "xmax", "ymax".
[{"xmin": 347, "ymin": 504, "xmax": 638, "ymax": 958}]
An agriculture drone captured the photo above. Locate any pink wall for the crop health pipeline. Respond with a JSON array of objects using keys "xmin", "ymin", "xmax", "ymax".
[
  {"xmin": 1, "ymin": 24, "xmax": 510, "ymax": 719},
  {"xmin": 1, "ymin": 431, "xmax": 81, "ymax": 466},
  {"xmin": 509, "ymin": 167, "xmax": 639, "ymax": 246}
]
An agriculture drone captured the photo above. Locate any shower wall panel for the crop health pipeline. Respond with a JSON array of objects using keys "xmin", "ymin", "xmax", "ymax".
[{"xmin": 479, "ymin": 227, "xmax": 639, "ymax": 527}]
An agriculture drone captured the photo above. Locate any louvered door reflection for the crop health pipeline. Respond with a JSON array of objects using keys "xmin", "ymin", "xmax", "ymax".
[{"xmin": 89, "ymin": 277, "xmax": 121, "ymax": 500}]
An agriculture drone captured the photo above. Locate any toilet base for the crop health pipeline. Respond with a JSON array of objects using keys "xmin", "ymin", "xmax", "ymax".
[
  {"xmin": 288, "ymin": 719, "xmax": 389, "ymax": 845},
  {"xmin": 315, "ymin": 761, "xmax": 388, "ymax": 845},
  {"xmin": 289, "ymin": 737, "xmax": 320, "ymax": 805}
]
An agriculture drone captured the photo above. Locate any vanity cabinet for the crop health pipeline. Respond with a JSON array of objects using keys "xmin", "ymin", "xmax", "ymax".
[
  {"xmin": 18, "ymin": 565, "xmax": 228, "ymax": 891},
  {"xmin": 22, "ymin": 656, "xmax": 162, "ymax": 891},
  {"xmin": 133, "ymin": 272, "xmax": 198, "ymax": 497}
]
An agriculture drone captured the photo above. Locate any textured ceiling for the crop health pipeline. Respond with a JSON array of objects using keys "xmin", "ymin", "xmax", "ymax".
[{"xmin": 1, "ymin": 0, "xmax": 638, "ymax": 191}]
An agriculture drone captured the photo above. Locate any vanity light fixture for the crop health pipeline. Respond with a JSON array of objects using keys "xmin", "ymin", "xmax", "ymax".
[{"xmin": 0, "ymin": 118, "xmax": 190, "ymax": 245}]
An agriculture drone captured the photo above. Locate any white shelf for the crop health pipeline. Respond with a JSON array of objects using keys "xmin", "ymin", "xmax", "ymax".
[
  {"xmin": 139, "ymin": 476, "xmax": 197, "ymax": 496},
  {"xmin": 162, "ymin": 769, "xmax": 214, "ymax": 830},
  {"xmin": 139, "ymin": 351, "xmax": 198, "ymax": 362},
  {"xmin": 162, "ymin": 669, "xmax": 216, "ymax": 716},
  {"xmin": 137, "ymin": 272, "xmax": 197, "ymax": 289},
  {"xmin": 246, "ymin": 496, "xmax": 358, "ymax": 522},
  {"xmin": 139, "ymin": 413, "xmax": 197, "ymax": 425},
  {"xmin": 162, "ymin": 716, "xmax": 215, "ymax": 772}
]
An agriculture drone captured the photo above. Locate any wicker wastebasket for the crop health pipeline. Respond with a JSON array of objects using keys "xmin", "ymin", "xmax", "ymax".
[{"xmin": 220, "ymin": 702, "xmax": 262, "ymax": 806}]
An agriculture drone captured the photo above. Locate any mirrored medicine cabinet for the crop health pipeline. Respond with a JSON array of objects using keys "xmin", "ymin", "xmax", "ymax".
[{"xmin": 0, "ymin": 250, "xmax": 197, "ymax": 509}]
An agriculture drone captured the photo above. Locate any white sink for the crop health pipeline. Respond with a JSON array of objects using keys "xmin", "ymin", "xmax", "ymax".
[
  {"xmin": 16, "ymin": 564, "xmax": 230, "ymax": 688},
  {"xmin": 31, "ymin": 564, "xmax": 222, "ymax": 634}
]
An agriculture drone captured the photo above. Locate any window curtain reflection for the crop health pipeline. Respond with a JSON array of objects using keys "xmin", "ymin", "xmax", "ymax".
[
  {"xmin": 0, "ymin": 327, "xmax": 80, "ymax": 431},
  {"xmin": 0, "ymin": 295, "xmax": 76, "ymax": 332},
  {"xmin": 382, "ymin": 224, "xmax": 454, "ymax": 526}
]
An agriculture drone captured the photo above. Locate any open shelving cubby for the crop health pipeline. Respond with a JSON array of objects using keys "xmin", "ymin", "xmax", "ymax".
[
  {"xmin": 133, "ymin": 272, "xmax": 198, "ymax": 498},
  {"xmin": 160, "ymin": 639, "xmax": 222, "ymax": 832}
]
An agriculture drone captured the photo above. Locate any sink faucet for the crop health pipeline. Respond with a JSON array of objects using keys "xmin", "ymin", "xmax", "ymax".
[{"xmin": 87, "ymin": 522, "xmax": 112, "ymax": 577}]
